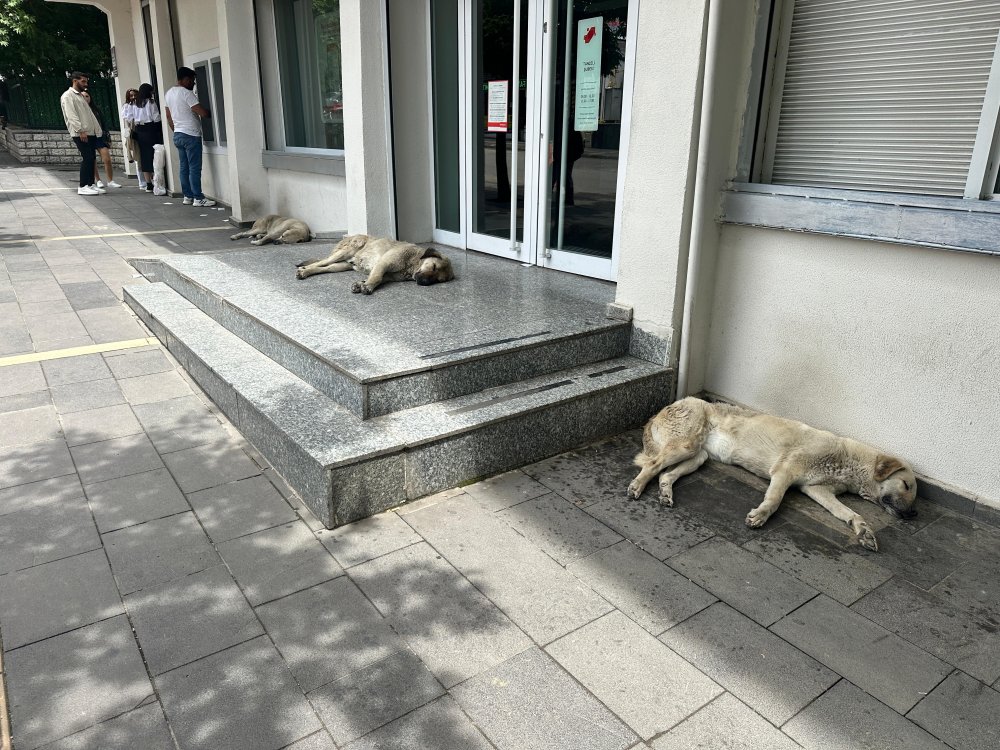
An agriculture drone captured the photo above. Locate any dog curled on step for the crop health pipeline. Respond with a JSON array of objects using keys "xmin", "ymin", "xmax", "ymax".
[
  {"xmin": 628, "ymin": 397, "xmax": 918, "ymax": 551},
  {"xmin": 295, "ymin": 234, "xmax": 455, "ymax": 295},
  {"xmin": 230, "ymin": 214, "xmax": 312, "ymax": 246}
]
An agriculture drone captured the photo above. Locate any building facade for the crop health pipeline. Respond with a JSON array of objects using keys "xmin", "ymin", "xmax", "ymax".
[{"xmin": 70, "ymin": 0, "xmax": 1000, "ymax": 512}]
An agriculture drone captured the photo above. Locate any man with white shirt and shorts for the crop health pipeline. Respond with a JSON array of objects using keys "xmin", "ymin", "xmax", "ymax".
[{"xmin": 163, "ymin": 67, "xmax": 216, "ymax": 207}]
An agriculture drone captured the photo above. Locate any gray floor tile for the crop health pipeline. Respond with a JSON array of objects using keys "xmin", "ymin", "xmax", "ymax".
[
  {"xmin": 567, "ymin": 540, "xmax": 716, "ymax": 635},
  {"xmin": 0, "ymin": 549, "xmax": 123, "ymax": 650},
  {"xmin": 463, "ymin": 469, "xmax": 552, "ymax": 511},
  {"xmin": 453, "ymin": 647, "xmax": 638, "ymax": 750},
  {"xmin": 522, "ymin": 431, "xmax": 642, "ymax": 507},
  {"xmin": 771, "ymin": 594, "xmax": 952, "ymax": 713},
  {"xmin": 547, "ymin": 611, "xmax": 721, "ymax": 740},
  {"xmin": 0, "ymin": 473, "xmax": 84, "ymax": 517},
  {"xmin": 345, "ymin": 696, "xmax": 493, "ymax": 750},
  {"xmin": 125, "ymin": 564, "xmax": 263, "ymax": 675},
  {"xmin": 350, "ymin": 542, "xmax": 532, "ymax": 688},
  {"xmin": 0, "ymin": 404, "xmax": 61, "ymax": 448},
  {"xmin": 853, "ymin": 578, "xmax": 1000, "ymax": 684},
  {"xmin": 861, "ymin": 525, "xmax": 964, "ymax": 590},
  {"xmin": 496, "ymin": 493, "xmax": 623, "ymax": 564},
  {"xmin": 188, "ymin": 474, "xmax": 297, "ymax": 543},
  {"xmin": 582, "ymin": 495, "xmax": 715, "ymax": 560},
  {"xmin": 78, "ymin": 306, "xmax": 148, "ymax": 343},
  {"xmin": 664, "ymin": 470, "xmax": 770, "ymax": 545},
  {"xmin": 118, "ymin": 370, "xmax": 192, "ymax": 405},
  {"xmin": 785, "ymin": 679, "xmax": 949, "ymax": 750},
  {"xmin": 156, "ymin": 635, "xmax": 321, "ymax": 750},
  {"xmin": 24, "ymin": 311, "xmax": 88, "ymax": 343},
  {"xmin": 61, "ymin": 280, "xmax": 120, "ymax": 310},
  {"xmin": 915, "ymin": 512, "xmax": 1000, "ymax": 560},
  {"xmin": 931, "ymin": 559, "xmax": 1000, "ymax": 623},
  {"xmin": 0, "ymin": 494, "xmax": 100, "ymax": 575},
  {"xmin": 40, "ymin": 353, "xmax": 112, "ymax": 386},
  {"xmin": 257, "ymin": 577, "xmax": 402, "ymax": 693},
  {"xmin": 660, "ymin": 602, "xmax": 838, "ymax": 724},
  {"xmin": 103, "ymin": 348, "xmax": 173, "ymax": 379},
  {"xmin": 84, "ymin": 467, "xmax": 189, "ymax": 532},
  {"xmin": 908, "ymin": 671, "xmax": 1000, "ymax": 750},
  {"xmin": 60, "ymin": 403, "xmax": 142, "ymax": 446},
  {"xmin": 4, "ymin": 615, "xmax": 152, "ymax": 750},
  {"xmin": 162, "ymin": 441, "xmax": 261, "ymax": 493},
  {"xmin": 742, "ymin": 522, "xmax": 893, "ymax": 605},
  {"xmin": 103, "ymin": 512, "xmax": 219, "ymax": 594},
  {"xmin": 131, "ymin": 394, "xmax": 230, "ymax": 453},
  {"xmin": 317, "ymin": 510, "xmax": 421, "ymax": 568},
  {"xmin": 218, "ymin": 521, "xmax": 343, "ymax": 606},
  {"xmin": 652, "ymin": 693, "xmax": 801, "ymax": 750},
  {"xmin": 307, "ymin": 649, "xmax": 444, "ymax": 747},
  {"xmin": 0, "ymin": 389, "xmax": 51, "ymax": 414},
  {"xmin": 39, "ymin": 703, "xmax": 175, "ymax": 750},
  {"xmin": 404, "ymin": 496, "xmax": 612, "ymax": 643},
  {"xmin": 0, "ymin": 438, "xmax": 76, "ymax": 490},
  {"xmin": 667, "ymin": 537, "xmax": 817, "ymax": 626},
  {"xmin": 50, "ymin": 377, "xmax": 125, "ymax": 414},
  {"xmin": 70, "ymin": 433, "xmax": 164, "ymax": 484},
  {"xmin": 284, "ymin": 731, "xmax": 337, "ymax": 750}
]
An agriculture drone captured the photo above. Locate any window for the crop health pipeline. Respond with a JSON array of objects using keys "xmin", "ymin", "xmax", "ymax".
[
  {"xmin": 754, "ymin": 0, "xmax": 1000, "ymax": 200},
  {"xmin": 190, "ymin": 56, "xmax": 227, "ymax": 147},
  {"xmin": 274, "ymin": 0, "xmax": 345, "ymax": 151}
]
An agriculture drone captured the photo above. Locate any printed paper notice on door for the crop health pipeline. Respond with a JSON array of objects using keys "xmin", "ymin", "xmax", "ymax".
[
  {"xmin": 487, "ymin": 80, "xmax": 509, "ymax": 132},
  {"xmin": 575, "ymin": 17, "xmax": 603, "ymax": 132}
]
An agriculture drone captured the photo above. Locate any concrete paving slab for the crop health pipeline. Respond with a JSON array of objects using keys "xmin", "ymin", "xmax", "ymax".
[
  {"xmin": 131, "ymin": 393, "xmax": 230, "ymax": 453},
  {"xmin": 652, "ymin": 693, "xmax": 800, "ymax": 750},
  {"xmin": 49, "ymin": 377, "xmax": 125, "ymax": 414},
  {"xmin": 118, "ymin": 370, "xmax": 192, "ymax": 405},
  {"xmin": 914, "ymin": 512, "xmax": 1000, "ymax": 559},
  {"xmin": 462, "ymin": 469, "xmax": 551, "ymax": 511},
  {"xmin": 125, "ymin": 563, "xmax": 263, "ymax": 675},
  {"xmin": 581, "ymin": 495, "xmax": 715, "ymax": 560},
  {"xmin": 103, "ymin": 347, "xmax": 173, "ymax": 379},
  {"xmin": 522, "ymin": 432, "xmax": 642, "ymax": 507},
  {"xmin": 284, "ymin": 731, "xmax": 337, "ymax": 750},
  {"xmin": 784, "ymin": 679, "xmax": 949, "ymax": 750},
  {"xmin": 217, "ymin": 521, "xmax": 343, "ymax": 605},
  {"xmin": 344, "ymin": 696, "xmax": 493, "ymax": 750},
  {"xmin": 61, "ymin": 280, "xmax": 120, "ymax": 310},
  {"xmin": 547, "ymin": 611, "xmax": 722, "ymax": 740},
  {"xmin": 771, "ymin": 594, "xmax": 952, "ymax": 713},
  {"xmin": 40, "ymin": 353, "xmax": 112, "ymax": 386},
  {"xmin": 70, "ymin": 432, "xmax": 163, "ymax": 484},
  {"xmin": 4, "ymin": 615, "xmax": 152, "ymax": 750},
  {"xmin": 861, "ymin": 525, "xmax": 964, "ymax": 590},
  {"xmin": 188, "ymin": 474, "xmax": 297, "ymax": 543},
  {"xmin": 0, "ymin": 404, "xmax": 61, "ymax": 448},
  {"xmin": 0, "ymin": 438, "xmax": 76, "ymax": 490},
  {"xmin": 84, "ymin": 467, "xmax": 189, "ymax": 532},
  {"xmin": 497, "ymin": 492, "xmax": 623, "ymax": 564},
  {"xmin": 59, "ymin": 403, "xmax": 142, "ymax": 446},
  {"xmin": 453, "ymin": 647, "xmax": 638, "ymax": 750},
  {"xmin": 0, "ymin": 389, "xmax": 51, "ymax": 414},
  {"xmin": 567, "ymin": 540, "xmax": 716, "ymax": 635},
  {"xmin": 77, "ymin": 306, "xmax": 148, "ymax": 343},
  {"xmin": 908, "ymin": 670, "xmax": 1000, "ymax": 750},
  {"xmin": 316, "ymin": 510, "xmax": 421, "ymax": 568},
  {"xmin": 667, "ymin": 537, "xmax": 817, "ymax": 627},
  {"xmin": 0, "ymin": 494, "xmax": 100, "ymax": 575},
  {"xmin": 38, "ymin": 703, "xmax": 175, "ymax": 750},
  {"xmin": 931, "ymin": 560, "xmax": 1000, "ymax": 623},
  {"xmin": 0, "ymin": 473, "xmax": 83, "ymax": 516},
  {"xmin": 660, "ymin": 602, "xmax": 838, "ymax": 725},
  {"xmin": 0, "ymin": 548, "xmax": 122, "ymax": 650},
  {"xmin": 307, "ymin": 649, "xmax": 444, "ymax": 747},
  {"xmin": 161, "ymin": 440, "xmax": 261, "ymax": 493},
  {"xmin": 156, "ymin": 635, "xmax": 321, "ymax": 750}
]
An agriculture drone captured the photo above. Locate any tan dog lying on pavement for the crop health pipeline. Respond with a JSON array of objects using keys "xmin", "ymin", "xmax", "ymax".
[
  {"xmin": 295, "ymin": 234, "xmax": 455, "ymax": 294},
  {"xmin": 230, "ymin": 214, "xmax": 312, "ymax": 246},
  {"xmin": 628, "ymin": 397, "xmax": 918, "ymax": 551}
]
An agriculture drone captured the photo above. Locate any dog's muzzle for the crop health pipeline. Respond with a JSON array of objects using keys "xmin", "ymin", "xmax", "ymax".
[
  {"xmin": 415, "ymin": 275, "xmax": 435, "ymax": 286},
  {"xmin": 882, "ymin": 502, "xmax": 917, "ymax": 520}
]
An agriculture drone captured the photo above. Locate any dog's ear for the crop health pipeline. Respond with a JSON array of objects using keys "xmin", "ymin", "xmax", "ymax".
[
  {"xmin": 421, "ymin": 247, "xmax": 443, "ymax": 259},
  {"xmin": 874, "ymin": 455, "xmax": 906, "ymax": 481}
]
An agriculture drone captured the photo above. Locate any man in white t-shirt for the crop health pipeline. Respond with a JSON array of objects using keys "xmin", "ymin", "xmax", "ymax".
[{"xmin": 163, "ymin": 67, "xmax": 216, "ymax": 207}]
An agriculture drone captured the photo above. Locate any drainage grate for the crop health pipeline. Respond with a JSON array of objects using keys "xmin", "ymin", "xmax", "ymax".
[
  {"xmin": 419, "ymin": 331, "xmax": 552, "ymax": 359},
  {"xmin": 447, "ymin": 379, "xmax": 573, "ymax": 415}
]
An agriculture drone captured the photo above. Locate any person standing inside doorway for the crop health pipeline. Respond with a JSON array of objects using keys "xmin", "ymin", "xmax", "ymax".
[
  {"xmin": 164, "ymin": 67, "xmax": 215, "ymax": 207},
  {"xmin": 59, "ymin": 72, "xmax": 105, "ymax": 196}
]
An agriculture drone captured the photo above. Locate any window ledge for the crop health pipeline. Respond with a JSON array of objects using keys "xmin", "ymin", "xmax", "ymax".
[
  {"xmin": 720, "ymin": 182, "xmax": 1000, "ymax": 257},
  {"xmin": 261, "ymin": 150, "xmax": 346, "ymax": 177}
]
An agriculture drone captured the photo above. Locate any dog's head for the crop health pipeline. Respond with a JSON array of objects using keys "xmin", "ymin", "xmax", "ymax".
[
  {"xmin": 413, "ymin": 248, "xmax": 455, "ymax": 286},
  {"xmin": 872, "ymin": 455, "xmax": 917, "ymax": 519}
]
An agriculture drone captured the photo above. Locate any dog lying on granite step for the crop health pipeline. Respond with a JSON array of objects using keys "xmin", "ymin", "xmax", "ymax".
[
  {"xmin": 295, "ymin": 234, "xmax": 455, "ymax": 294},
  {"xmin": 230, "ymin": 214, "xmax": 312, "ymax": 246},
  {"xmin": 628, "ymin": 396, "xmax": 918, "ymax": 551}
]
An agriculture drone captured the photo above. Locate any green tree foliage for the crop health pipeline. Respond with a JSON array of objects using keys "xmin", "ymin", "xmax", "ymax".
[{"xmin": 0, "ymin": 0, "xmax": 112, "ymax": 80}]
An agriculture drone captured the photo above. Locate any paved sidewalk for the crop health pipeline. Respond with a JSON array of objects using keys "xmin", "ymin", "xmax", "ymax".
[{"xmin": 2, "ymin": 158, "xmax": 1000, "ymax": 750}]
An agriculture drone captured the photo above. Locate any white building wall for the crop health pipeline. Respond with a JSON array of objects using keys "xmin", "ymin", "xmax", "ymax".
[{"xmin": 265, "ymin": 170, "xmax": 349, "ymax": 232}]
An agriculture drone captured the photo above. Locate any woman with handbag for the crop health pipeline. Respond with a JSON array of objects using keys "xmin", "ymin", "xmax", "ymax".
[
  {"xmin": 130, "ymin": 83, "xmax": 163, "ymax": 192},
  {"xmin": 120, "ymin": 87, "xmax": 145, "ymax": 188}
]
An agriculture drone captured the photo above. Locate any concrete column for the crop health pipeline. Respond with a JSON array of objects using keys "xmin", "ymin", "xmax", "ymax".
[
  {"xmin": 340, "ymin": 0, "xmax": 395, "ymax": 236},
  {"xmin": 216, "ymin": 0, "xmax": 268, "ymax": 221},
  {"xmin": 146, "ymin": 0, "xmax": 180, "ymax": 195}
]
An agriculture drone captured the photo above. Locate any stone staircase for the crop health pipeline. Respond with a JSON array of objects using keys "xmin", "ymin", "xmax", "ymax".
[{"xmin": 125, "ymin": 245, "xmax": 672, "ymax": 528}]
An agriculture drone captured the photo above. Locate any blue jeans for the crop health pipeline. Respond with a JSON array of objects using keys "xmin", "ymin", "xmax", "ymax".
[{"xmin": 172, "ymin": 132, "xmax": 204, "ymax": 199}]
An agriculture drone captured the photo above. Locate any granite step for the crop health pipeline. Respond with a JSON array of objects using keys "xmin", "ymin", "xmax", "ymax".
[
  {"xmin": 129, "ymin": 248, "xmax": 630, "ymax": 419},
  {"xmin": 125, "ymin": 282, "xmax": 671, "ymax": 528}
]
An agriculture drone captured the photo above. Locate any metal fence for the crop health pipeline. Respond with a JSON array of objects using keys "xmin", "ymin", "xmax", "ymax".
[{"xmin": 5, "ymin": 78, "xmax": 119, "ymax": 130}]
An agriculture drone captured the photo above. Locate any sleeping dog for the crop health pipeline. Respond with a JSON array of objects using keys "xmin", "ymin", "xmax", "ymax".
[{"xmin": 231, "ymin": 214, "xmax": 312, "ymax": 246}]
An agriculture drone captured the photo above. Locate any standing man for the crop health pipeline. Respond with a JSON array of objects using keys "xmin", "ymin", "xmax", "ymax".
[
  {"xmin": 60, "ymin": 72, "xmax": 105, "ymax": 196},
  {"xmin": 163, "ymin": 67, "xmax": 216, "ymax": 207}
]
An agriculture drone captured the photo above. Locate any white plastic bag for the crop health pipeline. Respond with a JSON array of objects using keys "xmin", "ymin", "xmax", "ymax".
[{"xmin": 152, "ymin": 144, "xmax": 168, "ymax": 196}]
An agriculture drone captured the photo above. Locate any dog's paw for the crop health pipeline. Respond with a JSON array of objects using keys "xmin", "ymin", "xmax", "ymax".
[
  {"xmin": 229, "ymin": 234, "xmax": 239, "ymax": 241},
  {"xmin": 626, "ymin": 480, "xmax": 643, "ymax": 500},
  {"xmin": 745, "ymin": 506, "xmax": 771, "ymax": 528},
  {"xmin": 250, "ymin": 239, "xmax": 262, "ymax": 246},
  {"xmin": 295, "ymin": 268, "xmax": 308, "ymax": 280},
  {"xmin": 657, "ymin": 481, "xmax": 674, "ymax": 507},
  {"xmin": 351, "ymin": 281, "xmax": 367, "ymax": 294},
  {"xmin": 856, "ymin": 524, "xmax": 879, "ymax": 552}
]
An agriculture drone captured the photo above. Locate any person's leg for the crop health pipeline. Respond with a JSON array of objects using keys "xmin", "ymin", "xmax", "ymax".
[
  {"xmin": 188, "ymin": 136, "xmax": 203, "ymax": 199},
  {"xmin": 173, "ymin": 133, "xmax": 193, "ymax": 198},
  {"xmin": 99, "ymin": 147, "xmax": 114, "ymax": 182},
  {"xmin": 73, "ymin": 137, "xmax": 94, "ymax": 187}
]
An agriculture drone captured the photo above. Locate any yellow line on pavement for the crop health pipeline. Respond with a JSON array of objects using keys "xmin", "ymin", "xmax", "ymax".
[
  {"xmin": 0, "ymin": 337, "xmax": 159, "ymax": 368},
  {"xmin": 0, "ymin": 226, "xmax": 231, "ymax": 245}
]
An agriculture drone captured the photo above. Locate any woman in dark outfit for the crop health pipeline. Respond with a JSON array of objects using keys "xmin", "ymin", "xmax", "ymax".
[{"xmin": 131, "ymin": 83, "xmax": 163, "ymax": 191}]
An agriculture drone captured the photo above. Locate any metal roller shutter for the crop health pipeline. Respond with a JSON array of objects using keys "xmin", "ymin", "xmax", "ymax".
[{"xmin": 767, "ymin": 0, "xmax": 1000, "ymax": 196}]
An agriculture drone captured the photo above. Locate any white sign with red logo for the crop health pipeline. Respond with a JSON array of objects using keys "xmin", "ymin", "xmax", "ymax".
[
  {"xmin": 575, "ymin": 17, "xmax": 603, "ymax": 132},
  {"xmin": 487, "ymin": 80, "xmax": 509, "ymax": 132}
]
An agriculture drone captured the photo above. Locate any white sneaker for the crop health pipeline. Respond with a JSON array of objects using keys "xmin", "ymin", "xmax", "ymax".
[
  {"xmin": 77, "ymin": 185, "xmax": 100, "ymax": 195},
  {"xmin": 106, "ymin": 181, "xmax": 122, "ymax": 189},
  {"xmin": 96, "ymin": 180, "xmax": 105, "ymax": 188},
  {"xmin": 94, "ymin": 185, "xmax": 107, "ymax": 194},
  {"xmin": 182, "ymin": 197, "xmax": 193, "ymax": 205},
  {"xmin": 193, "ymin": 198, "xmax": 216, "ymax": 207}
]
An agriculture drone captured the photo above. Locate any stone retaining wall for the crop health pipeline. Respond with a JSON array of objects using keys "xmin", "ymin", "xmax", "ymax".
[{"xmin": 0, "ymin": 126, "xmax": 127, "ymax": 168}]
